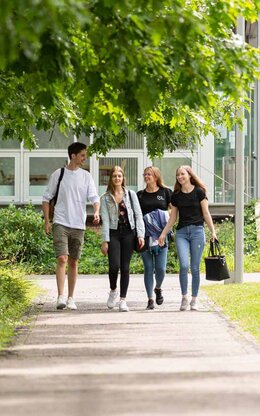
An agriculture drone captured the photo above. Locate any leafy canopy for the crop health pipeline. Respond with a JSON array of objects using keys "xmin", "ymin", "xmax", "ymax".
[{"xmin": 0, "ymin": 0, "xmax": 259, "ymax": 157}]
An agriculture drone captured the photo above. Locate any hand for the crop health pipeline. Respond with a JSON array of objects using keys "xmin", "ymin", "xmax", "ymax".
[
  {"xmin": 138, "ymin": 237, "xmax": 145, "ymax": 249},
  {"xmin": 211, "ymin": 232, "xmax": 217, "ymax": 241},
  {"xmin": 101, "ymin": 242, "xmax": 108, "ymax": 255},
  {"xmin": 158, "ymin": 233, "xmax": 165, "ymax": 246},
  {"xmin": 93, "ymin": 213, "xmax": 100, "ymax": 225},
  {"xmin": 45, "ymin": 221, "xmax": 51, "ymax": 235}
]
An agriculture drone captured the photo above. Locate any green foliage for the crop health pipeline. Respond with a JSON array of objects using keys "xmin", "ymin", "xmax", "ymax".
[
  {"xmin": 0, "ymin": 204, "xmax": 53, "ymax": 269},
  {"xmin": 202, "ymin": 200, "xmax": 260, "ymax": 272},
  {"xmin": 0, "ymin": 201, "xmax": 259, "ymax": 274},
  {"xmin": 79, "ymin": 230, "xmax": 178, "ymax": 274},
  {"xmin": 244, "ymin": 199, "xmax": 258, "ymax": 254},
  {"xmin": 202, "ymin": 282, "xmax": 260, "ymax": 342},
  {"xmin": 0, "ymin": 262, "xmax": 39, "ymax": 349},
  {"xmin": 0, "ymin": 1, "xmax": 260, "ymax": 156}
]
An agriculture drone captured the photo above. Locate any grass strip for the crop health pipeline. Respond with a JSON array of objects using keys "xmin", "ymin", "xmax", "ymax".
[{"xmin": 202, "ymin": 282, "xmax": 260, "ymax": 342}]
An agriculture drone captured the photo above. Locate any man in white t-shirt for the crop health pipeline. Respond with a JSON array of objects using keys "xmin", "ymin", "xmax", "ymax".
[{"xmin": 42, "ymin": 142, "xmax": 100, "ymax": 310}]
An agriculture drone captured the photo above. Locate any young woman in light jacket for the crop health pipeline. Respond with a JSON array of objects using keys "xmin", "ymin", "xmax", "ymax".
[{"xmin": 100, "ymin": 166, "xmax": 145, "ymax": 312}]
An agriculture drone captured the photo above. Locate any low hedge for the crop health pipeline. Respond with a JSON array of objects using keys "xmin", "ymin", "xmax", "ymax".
[
  {"xmin": 0, "ymin": 262, "xmax": 39, "ymax": 349},
  {"xmin": 0, "ymin": 202, "xmax": 259, "ymax": 274}
]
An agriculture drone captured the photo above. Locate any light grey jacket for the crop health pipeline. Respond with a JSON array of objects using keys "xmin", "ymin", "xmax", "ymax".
[{"xmin": 100, "ymin": 189, "xmax": 145, "ymax": 242}]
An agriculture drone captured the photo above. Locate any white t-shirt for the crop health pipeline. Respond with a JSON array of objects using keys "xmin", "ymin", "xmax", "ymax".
[{"xmin": 42, "ymin": 167, "xmax": 99, "ymax": 230}]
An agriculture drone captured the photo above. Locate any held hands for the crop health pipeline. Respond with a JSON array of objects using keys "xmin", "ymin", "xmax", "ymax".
[
  {"xmin": 93, "ymin": 213, "xmax": 100, "ymax": 225},
  {"xmin": 138, "ymin": 237, "xmax": 145, "ymax": 249},
  {"xmin": 158, "ymin": 233, "xmax": 166, "ymax": 247},
  {"xmin": 210, "ymin": 232, "xmax": 218, "ymax": 242},
  {"xmin": 101, "ymin": 242, "xmax": 108, "ymax": 256}
]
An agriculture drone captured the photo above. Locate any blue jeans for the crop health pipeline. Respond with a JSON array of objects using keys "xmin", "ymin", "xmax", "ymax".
[
  {"xmin": 141, "ymin": 247, "xmax": 168, "ymax": 298},
  {"xmin": 175, "ymin": 225, "xmax": 205, "ymax": 297}
]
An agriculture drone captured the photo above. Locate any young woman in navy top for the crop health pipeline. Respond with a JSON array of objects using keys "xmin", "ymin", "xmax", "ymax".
[{"xmin": 137, "ymin": 166, "xmax": 172, "ymax": 310}]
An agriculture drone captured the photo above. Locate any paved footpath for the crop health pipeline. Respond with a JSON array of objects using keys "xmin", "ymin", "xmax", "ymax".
[{"xmin": 0, "ymin": 273, "xmax": 260, "ymax": 416}]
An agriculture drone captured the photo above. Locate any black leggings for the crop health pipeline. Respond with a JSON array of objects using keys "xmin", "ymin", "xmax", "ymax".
[{"xmin": 108, "ymin": 227, "xmax": 135, "ymax": 298}]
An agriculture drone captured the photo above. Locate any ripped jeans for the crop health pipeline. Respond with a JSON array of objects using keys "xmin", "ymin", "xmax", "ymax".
[{"xmin": 175, "ymin": 225, "xmax": 205, "ymax": 297}]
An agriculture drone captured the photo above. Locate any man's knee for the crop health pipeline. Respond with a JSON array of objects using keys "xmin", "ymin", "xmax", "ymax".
[
  {"xmin": 57, "ymin": 255, "xmax": 68, "ymax": 266},
  {"xmin": 68, "ymin": 256, "xmax": 78, "ymax": 267}
]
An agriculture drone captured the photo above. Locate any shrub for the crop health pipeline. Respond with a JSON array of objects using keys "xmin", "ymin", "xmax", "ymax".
[
  {"xmin": 0, "ymin": 201, "xmax": 259, "ymax": 274},
  {"xmin": 0, "ymin": 261, "xmax": 39, "ymax": 349},
  {"xmin": 0, "ymin": 204, "xmax": 52, "ymax": 267}
]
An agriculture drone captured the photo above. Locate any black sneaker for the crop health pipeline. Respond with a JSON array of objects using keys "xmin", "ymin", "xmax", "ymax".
[
  {"xmin": 154, "ymin": 288, "xmax": 164, "ymax": 305},
  {"xmin": 146, "ymin": 299, "xmax": 155, "ymax": 310}
]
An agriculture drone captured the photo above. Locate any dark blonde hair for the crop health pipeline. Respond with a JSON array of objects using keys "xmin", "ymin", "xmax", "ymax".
[
  {"xmin": 143, "ymin": 166, "xmax": 167, "ymax": 188},
  {"xmin": 106, "ymin": 166, "xmax": 126, "ymax": 194},
  {"xmin": 174, "ymin": 165, "xmax": 207, "ymax": 193}
]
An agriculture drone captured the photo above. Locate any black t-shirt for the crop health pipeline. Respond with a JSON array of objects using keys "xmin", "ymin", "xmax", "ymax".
[
  {"xmin": 137, "ymin": 187, "xmax": 172, "ymax": 215},
  {"xmin": 171, "ymin": 186, "xmax": 207, "ymax": 229}
]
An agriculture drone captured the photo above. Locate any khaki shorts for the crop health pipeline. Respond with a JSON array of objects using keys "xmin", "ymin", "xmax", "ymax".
[{"xmin": 53, "ymin": 224, "xmax": 85, "ymax": 259}]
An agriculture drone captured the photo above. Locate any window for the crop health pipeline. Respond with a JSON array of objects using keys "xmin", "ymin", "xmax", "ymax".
[
  {"xmin": 0, "ymin": 157, "xmax": 15, "ymax": 196},
  {"xmin": 28, "ymin": 157, "xmax": 68, "ymax": 197},
  {"xmin": 153, "ymin": 157, "xmax": 192, "ymax": 188},
  {"xmin": 99, "ymin": 157, "xmax": 138, "ymax": 194}
]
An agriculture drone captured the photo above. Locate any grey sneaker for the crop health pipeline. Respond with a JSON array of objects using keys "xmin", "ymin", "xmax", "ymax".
[
  {"xmin": 119, "ymin": 299, "xmax": 129, "ymax": 312},
  {"xmin": 190, "ymin": 299, "xmax": 199, "ymax": 311},
  {"xmin": 180, "ymin": 297, "xmax": 189, "ymax": 311},
  {"xmin": 56, "ymin": 295, "xmax": 66, "ymax": 310},
  {"xmin": 107, "ymin": 290, "xmax": 118, "ymax": 309}
]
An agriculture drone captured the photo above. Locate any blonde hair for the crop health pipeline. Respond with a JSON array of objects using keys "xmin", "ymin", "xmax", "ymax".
[
  {"xmin": 174, "ymin": 165, "xmax": 207, "ymax": 193},
  {"xmin": 143, "ymin": 166, "xmax": 167, "ymax": 188},
  {"xmin": 106, "ymin": 166, "xmax": 126, "ymax": 194}
]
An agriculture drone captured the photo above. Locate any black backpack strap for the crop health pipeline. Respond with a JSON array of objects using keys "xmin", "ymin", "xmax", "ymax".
[{"xmin": 53, "ymin": 168, "xmax": 65, "ymax": 205}]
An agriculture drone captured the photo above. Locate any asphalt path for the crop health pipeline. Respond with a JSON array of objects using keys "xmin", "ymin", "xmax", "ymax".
[{"xmin": 0, "ymin": 273, "xmax": 259, "ymax": 416}]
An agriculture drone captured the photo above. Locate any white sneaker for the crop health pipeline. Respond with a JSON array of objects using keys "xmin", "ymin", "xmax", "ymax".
[
  {"xmin": 67, "ymin": 297, "xmax": 77, "ymax": 310},
  {"xmin": 119, "ymin": 299, "xmax": 129, "ymax": 312},
  {"xmin": 190, "ymin": 299, "xmax": 199, "ymax": 311},
  {"xmin": 107, "ymin": 290, "xmax": 118, "ymax": 309},
  {"xmin": 56, "ymin": 295, "xmax": 66, "ymax": 310},
  {"xmin": 180, "ymin": 296, "xmax": 189, "ymax": 311}
]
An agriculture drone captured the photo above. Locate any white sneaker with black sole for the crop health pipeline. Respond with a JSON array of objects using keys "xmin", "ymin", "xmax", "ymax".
[{"xmin": 56, "ymin": 295, "xmax": 66, "ymax": 310}]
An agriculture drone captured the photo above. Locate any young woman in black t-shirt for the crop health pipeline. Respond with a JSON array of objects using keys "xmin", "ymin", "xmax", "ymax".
[
  {"xmin": 159, "ymin": 166, "xmax": 217, "ymax": 311},
  {"xmin": 137, "ymin": 166, "xmax": 172, "ymax": 310}
]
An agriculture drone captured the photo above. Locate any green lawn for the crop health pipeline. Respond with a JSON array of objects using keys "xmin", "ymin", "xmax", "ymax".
[{"xmin": 202, "ymin": 282, "xmax": 260, "ymax": 342}]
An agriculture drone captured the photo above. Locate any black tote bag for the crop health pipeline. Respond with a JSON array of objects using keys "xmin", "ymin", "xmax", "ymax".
[{"xmin": 205, "ymin": 240, "xmax": 230, "ymax": 281}]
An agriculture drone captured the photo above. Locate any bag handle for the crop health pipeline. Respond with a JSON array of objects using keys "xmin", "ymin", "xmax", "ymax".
[
  {"xmin": 128, "ymin": 190, "xmax": 136, "ymax": 226},
  {"xmin": 209, "ymin": 239, "xmax": 222, "ymax": 257}
]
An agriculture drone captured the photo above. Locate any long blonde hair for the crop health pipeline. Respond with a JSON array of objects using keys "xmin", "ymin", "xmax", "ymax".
[
  {"xmin": 106, "ymin": 166, "xmax": 126, "ymax": 194},
  {"xmin": 143, "ymin": 166, "xmax": 167, "ymax": 188},
  {"xmin": 174, "ymin": 165, "xmax": 207, "ymax": 193}
]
